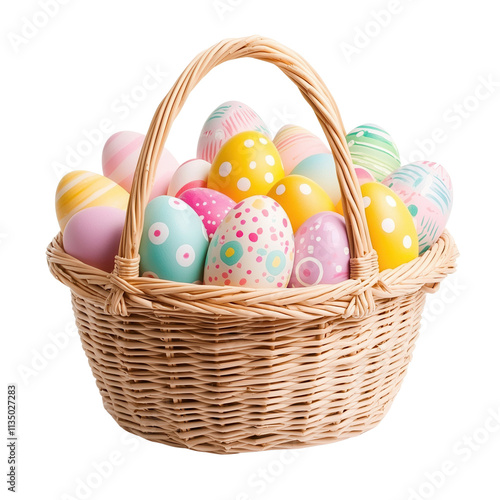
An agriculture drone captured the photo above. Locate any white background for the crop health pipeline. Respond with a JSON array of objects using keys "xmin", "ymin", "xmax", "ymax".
[{"xmin": 1, "ymin": 1, "xmax": 499, "ymax": 499}]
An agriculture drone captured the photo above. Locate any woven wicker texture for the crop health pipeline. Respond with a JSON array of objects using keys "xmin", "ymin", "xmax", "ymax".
[{"xmin": 47, "ymin": 36, "xmax": 458, "ymax": 454}]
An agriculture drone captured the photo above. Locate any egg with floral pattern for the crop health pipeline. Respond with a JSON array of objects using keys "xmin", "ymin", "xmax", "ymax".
[
  {"xmin": 204, "ymin": 195, "xmax": 294, "ymax": 288},
  {"xmin": 382, "ymin": 161, "xmax": 453, "ymax": 254},
  {"xmin": 289, "ymin": 211, "xmax": 350, "ymax": 287},
  {"xmin": 208, "ymin": 131, "xmax": 285, "ymax": 203},
  {"xmin": 139, "ymin": 196, "xmax": 208, "ymax": 283}
]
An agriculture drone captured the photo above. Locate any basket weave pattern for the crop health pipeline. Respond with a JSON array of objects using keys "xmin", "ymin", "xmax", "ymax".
[{"xmin": 47, "ymin": 36, "xmax": 458, "ymax": 454}]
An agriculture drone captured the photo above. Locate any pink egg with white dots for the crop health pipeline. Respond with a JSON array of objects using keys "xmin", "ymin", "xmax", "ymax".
[
  {"xmin": 204, "ymin": 195, "xmax": 294, "ymax": 288},
  {"xmin": 179, "ymin": 188, "xmax": 236, "ymax": 240},
  {"xmin": 289, "ymin": 211, "xmax": 350, "ymax": 287}
]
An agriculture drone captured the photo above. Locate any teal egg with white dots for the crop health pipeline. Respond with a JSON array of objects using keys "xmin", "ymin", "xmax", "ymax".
[
  {"xmin": 139, "ymin": 196, "xmax": 208, "ymax": 283},
  {"xmin": 291, "ymin": 153, "xmax": 341, "ymax": 204},
  {"xmin": 204, "ymin": 195, "xmax": 294, "ymax": 288},
  {"xmin": 346, "ymin": 123, "xmax": 400, "ymax": 181}
]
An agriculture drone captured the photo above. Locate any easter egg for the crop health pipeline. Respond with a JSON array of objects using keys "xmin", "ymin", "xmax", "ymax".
[
  {"xmin": 346, "ymin": 124, "xmax": 400, "ymax": 181},
  {"xmin": 167, "ymin": 159, "xmax": 211, "ymax": 197},
  {"xmin": 56, "ymin": 170, "xmax": 129, "ymax": 231},
  {"xmin": 267, "ymin": 175, "xmax": 336, "ymax": 233},
  {"xmin": 273, "ymin": 125, "xmax": 331, "ymax": 174},
  {"xmin": 204, "ymin": 195, "xmax": 294, "ymax": 288},
  {"xmin": 355, "ymin": 166, "xmax": 375, "ymax": 185},
  {"xmin": 382, "ymin": 161, "xmax": 453, "ymax": 254},
  {"xmin": 361, "ymin": 182, "xmax": 418, "ymax": 271},
  {"xmin": 139, "ymin": 196, "xmax": 208, "ymax": 283},
  {"xmin": 289, "ymin": 212, "xmax": 350, "ymax": 287},
  {"xmin": 102, "ymin": 131, "xmax": 178, "ymax": 199},
  {"xmin": 291, "ymin": 153, "xmax": 341, "ymax": 205},
  {"xmin": 179, "ymin": 188, "xmax": 236, "ymax": 240},
  {"xmin": 63, "ymin": 206, "xmax": 126, "ymax": 272},
  {"xmin": 197, "ymin": 101, "xmax": 271, "ymax": 163},
  {"xmin": 208, "ymin": 131, "xmax": 285, "ymax": 203}
]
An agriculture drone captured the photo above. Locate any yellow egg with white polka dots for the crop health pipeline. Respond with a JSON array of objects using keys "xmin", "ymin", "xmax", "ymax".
[
  {"xmin": 267, "ymin": 174, "xmax": 336, "ymax": 233},
  {"xmin": 208, "ymin": 131, "xmax": 285, "ymax": 203},
  {"xmin": 361, "ymin": 182, "xmax": 418, "ymax": 271}
]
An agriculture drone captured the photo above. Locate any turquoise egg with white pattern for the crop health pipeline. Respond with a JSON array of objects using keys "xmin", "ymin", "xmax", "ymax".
[
  {"xmin": 382, "ymin": 161, "xmax": 453, "ymax": 254},
  {"xmin": 290, "ymin": 153, "xmax": 342, "ymax": 205},
  {"xmin": 139, "ymin": 196, "xmax": 209, "ymax": 283},
  {"xmin": 346, "ymin": 123, "xmax": 400, "ymax": 181}
]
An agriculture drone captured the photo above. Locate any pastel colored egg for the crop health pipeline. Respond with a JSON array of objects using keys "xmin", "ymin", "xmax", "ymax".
[
  {"xmin": 102, "ymin": 131, "xmax": 178, "ymax": 200},
  {"xmin": 167, "ymin": 159, "xmax": 211, "ymax": 197},
  {"xmin": 204, "ymin": 195, "xmax": 294, "ymax": 288},
  {"xmin": 267, "ymin": 175, "xmax": 336, "ymax": 233},
  {"xmin": 289, "ymin": 212, "xmax": 350, "ymax": 287},
  {"xmin": 208, "ymin": 131, "xmax": 285, "ymax": 203},
  {"xmin": 382, "ymin": 161, "xmax": 453, "ymax": 254},
  {"xmin": 139, "ymin": 196, "xmax": 208, "ymax": 283},
  {"xmin": 56, "ymin": 170, "xmax": 129, "ymax": 231},
  {"xmin": 361, "ymin": 182, "xmax": 419, "ymax": 271},
  {"xmin": 179, "ymin": 188, "xmax": 236, "ymax": 240},
  {"xmin": 355, "ymin": 166, "xmax": 375, "ymax": 185},
  {"xmin": 273, "ymin": 125, "xmax": 331, "ymax": 174},
  {"xmin": 63, "ymin": 206, "xmax": 126, "ymax": 273},
  {"xmin": 346, "ymin": 123, "xmax": 400, "ymax": 181},
  {"xmin": 291, "ymin": 153, "xmax": 341, "ymax": 205},
  {"xmin": 197, "ymin": 101, "xmax": 271, "ymax": 163}
]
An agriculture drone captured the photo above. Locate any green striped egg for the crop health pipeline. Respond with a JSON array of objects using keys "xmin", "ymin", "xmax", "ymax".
[{"xmin": 346, "ymin": 123, "xmax": 400, "ymax": 181}]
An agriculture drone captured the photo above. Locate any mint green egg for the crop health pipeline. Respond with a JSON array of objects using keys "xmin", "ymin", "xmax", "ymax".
[
  {"xmin": 346, "ymin": 123, "xmax": 400, "ymax": 181},
  {"xmin": 139, "ymin": 196, "xmax": 208, "ymax": 283},
  {"xmin": 291, "ymin": 153, "xmax": 341, "ymax": 204}
]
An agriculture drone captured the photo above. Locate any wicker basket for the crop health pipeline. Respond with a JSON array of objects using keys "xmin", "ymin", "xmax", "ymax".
[{"xmin": 47, "ymin": 36, "xmax": 458, "ymax": 454}]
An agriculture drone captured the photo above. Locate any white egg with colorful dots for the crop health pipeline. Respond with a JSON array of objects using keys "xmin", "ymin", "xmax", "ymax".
[
  {"xmin": 139, "ymin": 196, "xmax": 208, "ymax": 283},
  {"xmin": 179, "ymin": 187, "xmax": 236, "ymax": 240},
  {"xmin": 204, "ymin": 195, "xmax": 294, "ymax": 288}
]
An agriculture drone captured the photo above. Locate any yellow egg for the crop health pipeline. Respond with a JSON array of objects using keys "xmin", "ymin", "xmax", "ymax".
[
  {"xmin": 336, "ymin": 199, "xmax": 344, "ymax": 215},
  {"xmin": 361, "ymin": 182, "xmax": 418, "ymax": 271},
  {"xmin": 56, "ymin": 170, "xmax": 129, "ymax": 231},
  {"xmin": 267, "ymin": 175, "xmax": 336, "ymax": 233},
  {"xmin": 208, "ymin": 131, "xmax": 285, "ymax": 203}
]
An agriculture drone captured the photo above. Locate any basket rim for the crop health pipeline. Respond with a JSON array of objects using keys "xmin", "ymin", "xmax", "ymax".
[{"xmin": 47, "ymin": 229, "xmax": 458, "ymax": 320}]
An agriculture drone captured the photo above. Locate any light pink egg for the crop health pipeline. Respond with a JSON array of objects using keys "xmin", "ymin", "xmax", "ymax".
[
  {"xmin": 179, "ymin": 188, "xmax": 236, "ymax": 240},
  {"xmin": 355, "ymin": 166, "xmax": 375, "ymax": 185},
  {"xmin": 167, "ymin": 159, "xmax": 211, "ymax": 197},
  {"xmin": 273, "ymin": 125, "xmax": 331, "ymax": 174},
  {"xmin": 289, "ymin": 211, "xmax": 350, "ymax": 287},
  {"xmin": 63, "ymin": 206, "xmax": 126, "ymax": 272},
  {"xmin": 102, "ymin": 131, "xmax": 178, "ymax": 200},
  {"xmin": 197, "ymin": 101, "xmax": 271, "ymax": 163}
]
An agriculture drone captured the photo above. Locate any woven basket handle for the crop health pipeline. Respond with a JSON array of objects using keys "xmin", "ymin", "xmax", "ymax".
[{"xmin": 115, "ymin": 35, "xmax": 377, "ymax": 285}]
